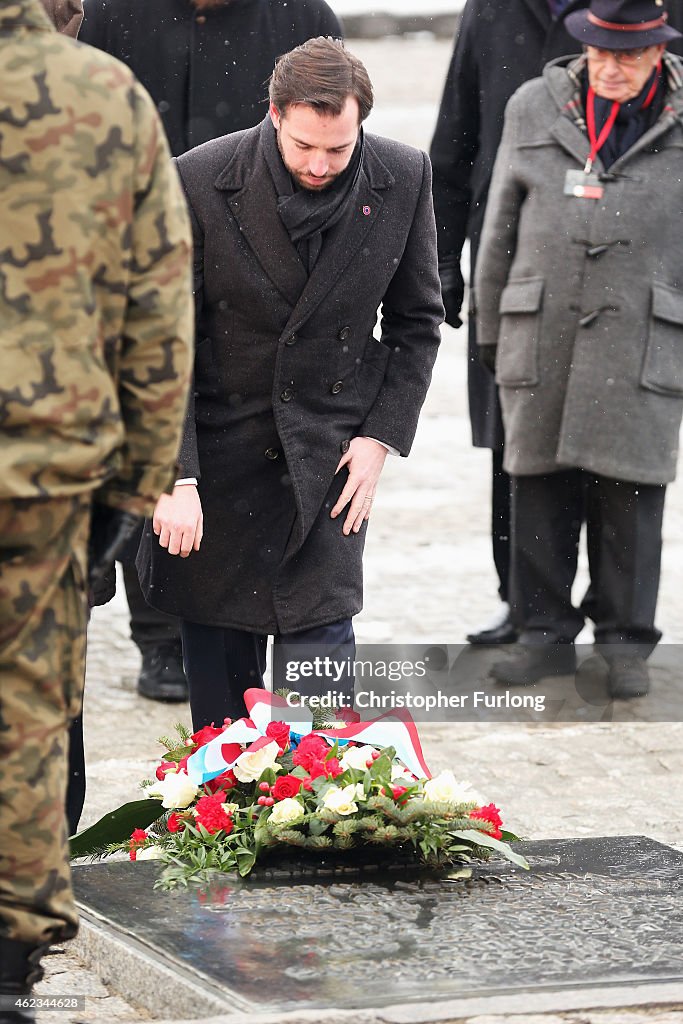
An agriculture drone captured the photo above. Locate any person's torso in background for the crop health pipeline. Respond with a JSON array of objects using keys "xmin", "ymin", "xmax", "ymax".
[{"xmin": 79, "ymin": 0, "xmax": 343, "ymax": 155}]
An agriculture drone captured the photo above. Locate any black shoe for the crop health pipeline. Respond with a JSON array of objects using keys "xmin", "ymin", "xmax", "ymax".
[
  {"xmin": 0, "ymin": 938, "xmax": 49, "ymax": 1024},
  {"xmin": 606, "ymin": 655, "xmax": 650, "ymax": 699},
  {"xmin": 490, "ymin": 644, "xmax": 576, "ymax": 686},
  {"xmin": 137, "ymin": 642, "xmax": 188, "ymax": 703},
  {"xmin": 466, "ymin": 603, "xmax": 519, "ymax": 645}
]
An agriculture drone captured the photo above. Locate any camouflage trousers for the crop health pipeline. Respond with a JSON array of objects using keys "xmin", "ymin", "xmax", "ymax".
[{"xmin": 0, "ymin": 495, "xmax": 90, "ymax": 945}]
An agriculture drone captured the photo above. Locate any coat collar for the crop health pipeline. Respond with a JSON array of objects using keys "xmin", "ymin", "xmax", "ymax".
[
  {"xmin": 214, "ymin": 119, "xmax": 395, "ymax": 326},
  {"xmin": 0, "ymin": 0, "xmax": 54, "ymax": 33},
  {"xmin": 542, "ymin": 51, "xmax": 683, "ymax": 169}
]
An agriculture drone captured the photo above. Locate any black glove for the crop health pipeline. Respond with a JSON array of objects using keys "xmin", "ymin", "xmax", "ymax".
[
  {"xmin": 87, "ymin": 503, "xmax": 143, "ymax": 594},
  {"xmin": 89, "ymin": 563, "xmax": 117, "ymax": 608},
  {"xmin": 438, "ymin": 256, "xmax": 465, "ymax": 329},
  {"xmin": 478, "ymin": 345, "xmax": 497, "ymax": 374}
]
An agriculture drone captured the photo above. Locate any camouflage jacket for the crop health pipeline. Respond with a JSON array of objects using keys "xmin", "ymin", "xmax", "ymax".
[{"xmin": 0, "ymin": 0, "xmax": 193, "ymax": 514}]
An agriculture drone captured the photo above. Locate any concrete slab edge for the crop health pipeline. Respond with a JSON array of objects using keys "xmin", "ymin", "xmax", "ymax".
[
  {"xmin": 127, "ymin": 986, "xmax": 683, "ymax": 1024},
  {"xmin": 70, "ymin": 911, "xmax": 243, "ymax": 1019}
]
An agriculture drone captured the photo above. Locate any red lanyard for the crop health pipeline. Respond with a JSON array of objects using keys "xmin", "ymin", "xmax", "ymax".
[
  {"xmin": 584, "ymin": 61, "xmax": 661, "ymax": 174},
  {"xmin": 585, "ymin": 90, "xmax": 619, "ymax": 173}
]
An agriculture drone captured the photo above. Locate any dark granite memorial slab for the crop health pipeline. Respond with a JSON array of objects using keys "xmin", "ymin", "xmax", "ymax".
[{"xmin": 72, "ymin": 836, "xmax": 683, "ymax": 1014}]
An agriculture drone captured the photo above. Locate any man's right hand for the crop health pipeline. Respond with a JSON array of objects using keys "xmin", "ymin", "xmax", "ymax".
[
  {"xmin": 438, "ymin": 257, "xmax": 465, "ymax": 329},
  {"xmin": 153, "ymin": 484, "xmax": 203, "ymax": 557}
]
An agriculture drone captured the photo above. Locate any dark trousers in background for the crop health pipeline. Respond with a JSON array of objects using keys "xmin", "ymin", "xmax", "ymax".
[
  {"xmin": 492, "ymin": 448, "xmax": 511, "ymax": 603},
  {"xmin": 181, "ymin": 618, "xmax": 355, "ymax": 729},
  {"xmin": 510, "ymin": 469, "xmax": 665, "ymax": 655},
  {"xmin": 66, "ymin": 713, "xmax": 85, "ymax": 837}
]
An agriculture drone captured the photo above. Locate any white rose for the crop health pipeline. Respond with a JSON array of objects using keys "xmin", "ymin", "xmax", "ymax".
[
  {"xmin": 322, "ymin": 783, "xmax": 363, "ymax": 816},
  {"xmin": 269, "ymin": 798, "xmax": 305, "ymax": 826},
  {"xmin": 136, "ymin": 845, "xmax": 164, "ymax": 861},
  {"xmin": 233, "ymin": 740, "xmax": 281, "ymax": 782},
  {"xmin": 339, "ymin": 745, "xmax": 378, "ymax": 771},
  {"xmin": 423, "ymin": 771, "xmax": 485, "ymax": 805},
  {"xmin": 146, "ymin": 770, "xmax": 199, "ymax": 809}
]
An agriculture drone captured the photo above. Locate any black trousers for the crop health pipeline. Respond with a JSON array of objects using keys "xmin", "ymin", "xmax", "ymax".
[
  {"xmin": 510, "ymin": 470, "xmax": 665, "ymax": 654},
  {"xmin": 492, "ymin": 448, "xmax": 511, "ymax": 602},
  {"xmin": 181, "ymin": 618, "xmax": 356, "ymax": 729}
]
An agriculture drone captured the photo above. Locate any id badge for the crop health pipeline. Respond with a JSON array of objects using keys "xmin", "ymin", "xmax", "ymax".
[{"xmin": 564, "ymin": 169, "xmax": 604, "ymax": 200}]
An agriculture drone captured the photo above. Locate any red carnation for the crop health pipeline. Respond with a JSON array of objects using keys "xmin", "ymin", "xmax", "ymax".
[
  {"xmin": 155, "ymin": 760, "xmax": 176, "ymax": 781},
  {"xmin": 271, "ymin": 774, "xmax": 303, "ymax": 800},
  {"xmin": 325, "ymin": 757, "xmax": 343, "ymax": 778},
  {"xmin": 204, "ymin": 768, "xmax": 238, "ymax": 795},
  {"xmin": 167, "ymin": 813, "xmax": 185, "ymax": 834},
  {"xmin": 128, "ymin": 828, "xmax": 148, "ymax": 861},
  {"xmin": 194, "ymin": 793, "xmax": 235, "ymax": 835},
  {"xmin": 292, "ymin": 734, "xmax": 329, "ymax": 771},
  {"xmin": 307, "ymin": 756, "xmax": 343, "ymax": 780},
  {"xmin": 470, "ymin": 803, "xmax": 504, "ymax": 840},
  {"xmin": 266, "ymin": 721, "xmax": 291, "ymax": 752},
  {"xmin": 191, "ymin": 723, "xmax": 228, "ymax": 747}
]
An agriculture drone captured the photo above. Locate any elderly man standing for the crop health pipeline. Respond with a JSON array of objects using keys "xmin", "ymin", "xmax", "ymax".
[
  {"xmin": 79, "ymin": 0, "xmax": 343, "ymax": 703},
  {"xmin": 430, "ymin": 0, "xmax": 683, "ymax": 647},
  {"xmin": 476, "ymin": 0, "xmax": 683, "ymax": 697},
  {"xmin": 0, "ymin": 0, "xmax": 193, "ymax": 1019},
  {"xmin": 138, "ymin": 37, "xmax": 444, "ymax": 729}
]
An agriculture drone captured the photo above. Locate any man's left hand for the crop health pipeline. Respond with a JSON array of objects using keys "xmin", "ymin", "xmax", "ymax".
[{"xmin": 331, "ymin": 437, "xmax": 388, "ymax": 536}]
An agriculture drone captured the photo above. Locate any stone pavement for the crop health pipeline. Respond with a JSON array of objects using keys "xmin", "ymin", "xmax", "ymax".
[{"xmin": 34, "ymin": 33, "xmax": 683, "ymax": 1024}]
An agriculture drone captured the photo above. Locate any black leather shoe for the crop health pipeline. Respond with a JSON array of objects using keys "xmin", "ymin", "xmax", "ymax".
[
  {"xmin": 137, "ymin": 642, "xmax": 188, "ymax": 702},
  {"xmin": 490, "ymin": 644, "xmax": 576, "ymax": 686},
  {"xmin": 467, "ymin": 603, "xmax": 519, "ymax": 645},
  {"xmin": 0, "ymin": 938, "xmax": 49, "ymax": 1024},
  {"xmin": 606, "ymin": 655, "xmax": 650, "ymax": 699}
]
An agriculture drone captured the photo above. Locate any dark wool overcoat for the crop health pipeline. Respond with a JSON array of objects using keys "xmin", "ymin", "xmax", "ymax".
[
  {"xmin": 138, "ymin": 121, "xmax": 443, "ymax": 633},
  {"xmin": 79, "ymin": 0, "xmax": 342, "ymax": 157},
  {"xmin": 476, "ymin": 55, "xmax": 683, "ymax": 486},
  {"xmin": 429, "ymin": 0, "xmax": 683, "ymax": 449}
]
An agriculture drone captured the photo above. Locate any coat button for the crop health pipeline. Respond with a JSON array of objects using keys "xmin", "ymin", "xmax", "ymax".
[
  {"xmin": 338, "ymin": 326, "xmax": 351, "ymax": 341},
  {"xmin": 331, "ymin": 380, "xmax": 344, "ymax": 394},
  {"xmin": 264, "ymin": 447, "xmax": 280, "ymax": 460},
  {"xmin": 280, "ymin": 388, "xmax": 293, "ymax": 402},
  {"xmin": 340, "ymin": 439, "xmax": 350, "ymax": 454},
  {"xmin": 285, "ymin": 332, "xmax": 297, "ymax": 346},
  {"xmin": 586, "ymin": 244, "xmax": 609, "ymax": 258}
]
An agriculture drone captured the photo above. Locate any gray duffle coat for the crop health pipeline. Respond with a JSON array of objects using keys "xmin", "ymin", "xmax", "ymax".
[
  {"xmin": 476, "ymin": 53, "xmax": 683, "ymax": 485},
  {"xmin": 138, "ymin": 121, "xmax": 443, "ymax": 634}
]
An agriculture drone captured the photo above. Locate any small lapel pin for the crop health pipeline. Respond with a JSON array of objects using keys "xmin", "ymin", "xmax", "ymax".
[{"xmin": 362, "ymin": 205, "xmax": 371, "ymax": 216}]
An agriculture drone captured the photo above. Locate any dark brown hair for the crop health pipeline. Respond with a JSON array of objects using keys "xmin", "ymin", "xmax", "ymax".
[{"xmin": 269, "ymin": 37, "xmax": 374, "ymax": 123}]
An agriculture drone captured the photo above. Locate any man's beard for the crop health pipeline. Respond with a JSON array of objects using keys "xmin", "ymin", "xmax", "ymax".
[{"xmin": 276, "ymin": 131, "xmax": 342, "ymax": 192}]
